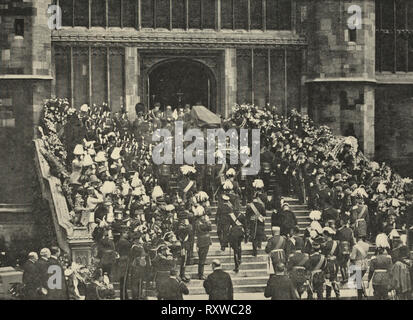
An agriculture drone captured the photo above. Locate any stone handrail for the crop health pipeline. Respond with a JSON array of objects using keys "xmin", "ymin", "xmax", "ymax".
[{"xmin": 33, "ymin": 139, "xmax": 94, "ymax": 264}]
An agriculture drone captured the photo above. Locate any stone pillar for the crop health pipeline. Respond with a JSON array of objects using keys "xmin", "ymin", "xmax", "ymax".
[
  {"xmin": 223, "ymin": 48, "xmax": 237, "ymax": 118},
  {"xmin": 125, "ymin": 47, "xmax": 140, "ymax": 121},
  {"xmin": 359, "ymin": 85, "xmax": 375, "ymax": 158}
]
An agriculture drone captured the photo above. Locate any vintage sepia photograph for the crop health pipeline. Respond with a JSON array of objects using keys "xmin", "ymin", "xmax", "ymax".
[{"xmin": 0, "ymin": 0, "xmax": 412, "ymax": 304}]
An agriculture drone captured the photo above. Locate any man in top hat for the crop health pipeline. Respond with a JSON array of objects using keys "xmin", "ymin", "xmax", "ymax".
[
  {"xmin": 265, "ymin": 226, "xmax": 287, "ymax": 274},
  {"xmin": 322, "ymin": 227, "xmax": 340, "ymax": 299},
  {"xmin": 203, "ymin": 259, "xmax": 234, "ymax": 300},
  {"xmin": 368, "ymin": 246, "xmax": 393, "ymax": 300},
  {"xmin": 246, "ymin": 180, "xmax": 267, "ymax": 256},
  {"xmin": 285, "ymin": 226, "xmax": 304, "ymax": 260},
  {"xmin": 264, "ymin": 263, "xmax": 297, "ymax": 300},
  {"xmin": 287, "ymin": 237, "xmax": 309, "ymax": 299},
  {"xmin": 304, "ymin": 237, "xmax": 327, "ymax": 300},
  {"xmin": 195, "ymin": 214, "xmax": 212, "ymax": 280},
  {"xmin": 216, "ymin": 194, "xmax": 234, "ymax": 251},
  {"xmin": 317, "ymin": 176, "xmax": 332, "ymax": 211}
]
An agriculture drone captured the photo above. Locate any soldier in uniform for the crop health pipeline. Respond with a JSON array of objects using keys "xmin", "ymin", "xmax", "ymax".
[
  {"xmin": 368, "ymin": 246, "xmax": 393, "ymax": 300},
  {"xmin": 350, "ymin": 193, "xmax": 369, "ymax": 240},
  {"xmin": 350, "ymin": 235, "xmax": 370, "ymax": 300},
  {"xmin": 228, "ymin": 211, "xmax": 246, "ymax": 273},
  {"xmin": 287, "ymin": 238, "xmax": 309, "ymax": 299},
  {"xmin": 265, "ymin": 226, "xmax": 287, "ymax": 274},
  {"xmin": 246, "ymin": 180, "xmax": 267, "ymax": 256},
  {"xmin": 157, "ymin": 268, "xmax": 189, "ymax": 300},
  {"xmin": 175, "ymin": 210, "xmax": 192, "ymax": 282},
  {"xmin": 305, "ymin": 237, "xmax": 327, "ymax": 300},
  {"xmin": 152, "ymin": 244, "xmax": 176, "ymax": 300},
  {"xmin": 322, "ymin": 227, "xmax": 340, "ymax": 299},
  {"xmin": 129, "ymin": 241, "xmax": 148, "ymax": 300},
  {"xmin": 195, "ymin": 214, "xmax": 212, "ymax": 280},
  {"xmin": 216, "ymin": 194, "xmax": 233, "ymax": 251},
  {"xmin": 336, "ymin": 215, "xmax": 355, "ymax": 284}
]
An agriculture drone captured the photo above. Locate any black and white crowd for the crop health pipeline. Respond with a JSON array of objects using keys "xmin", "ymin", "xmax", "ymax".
[{"xmin": 12, "ymin": 99, "xmax": 413, "ymax": 300}]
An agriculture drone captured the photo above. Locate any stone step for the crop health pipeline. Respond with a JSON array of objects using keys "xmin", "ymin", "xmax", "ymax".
[{"xmin": 187, "ymin": 276, "xmax": 269, "ymax": 287}]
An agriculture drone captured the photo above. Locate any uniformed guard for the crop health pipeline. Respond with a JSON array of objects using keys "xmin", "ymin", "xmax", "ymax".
[
  {"xmin": 195, "ymin": 213, "xmax": 212, "ymax": 280},
  {"xmin": 228, "ymin": 211, "xmax": 246, "ymax": 273},
  {"xmin": 178, "ymin": 165, "xmax": 197, "ymax": 203},
  {"xmin": 350, "ymin": 188, "xmax": 369, "ymax": 240},
  {"xmin": 287, "ymin": 236, "xmax": 309, "ymax": 299},
  {"xmin": 350, "ymin": 236, "xmax": 370, "ymax": 300},
  {"xmin": 246, "ymin": 179, "xmax": 267, "ymax": 256},
  {"xmin": 152, "ymin": 244, "xmax": 176, "ymax": 300},
  {"xmin": 368, "ymin": 246, "xmax": 393, "ymax": 300},
  {"xmin": 129, "ymin": 240, "xmax": 148, "ymax": 300},
  {"xmin": 336, "ymin": 215, "xmax": 355, "ymax": 284},
  {"xmin": 216, "ymin": 194, "xmax": 233, "ymax": 251},
  {"xmin": 322, "ymin": 227, "xmax": 340, "ymax": 299},
  {"xmin": 175, "ymin": 210, "xmax": 192, "ymax": 282},
  {"xmin": 304, "ymin": 237, "xmax": 327, "ymax": 300},
  {"xmin": 265, "ymin": 226, "xmax": 287, "ymax": 274}
]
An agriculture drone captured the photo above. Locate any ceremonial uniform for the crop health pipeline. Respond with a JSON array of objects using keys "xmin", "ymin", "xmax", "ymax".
[
  {"xmin": 322, "ymin": 239, "xmax": 340, "ymax": 299},
  {"xmin": 287, "ymin": 251, "xmax": 309, "ymax": 298},
  {"xmin": 228, "ymin": 213, "xmax": 246, "ymax": 272},
  {"xmin": 305, "ymin": 251, "xmax": 327, "ymax": 300},
  {"xmin": 350, "ymin": 240, "xmax": 370, "ymax": 299},
  {"xmin": 246, "ymin": 197, "xmax": 267, "ymax": 256},
  {"xmin": 129, "ymin": 243, "xmax": 148, "ymax": 300},
  {"xmin": 216, "ymin": 197, "xmax": 234, "ymax": 250},
  {"xmin": 350, "ymin": 203, "xmax": 369, "ymax": 239},
  {"xmin": 195, "ymin": 218, "xmax": 212, "ymax": 279},
  {"xmin": 158, "ymin": 275, "xmax": 189, "ymax": 300},
  {"xmin": 368, "ymin": 252, "xmax": 393, "ymax": 300},
  {"xmin": 336, "ymin": 225, "xmax": 355, "ymax": 283},
  {"xmin": 152, "ymin": 252, "xmax": 176, "ymax": 299},
  {"xmin": 265, "ymin": 234, "xmax": 287, "ymax": 273}
]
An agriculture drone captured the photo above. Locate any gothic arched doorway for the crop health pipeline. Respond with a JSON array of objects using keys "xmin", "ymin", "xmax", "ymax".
[{"xmin": 148, "ymin": 59, "xmax": 216, "ymax": 112}]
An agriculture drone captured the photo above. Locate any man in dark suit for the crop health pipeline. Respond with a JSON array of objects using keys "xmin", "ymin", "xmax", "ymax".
[
  {"xmin": 157, "ymin": 269, "xmax": 189, "ymax": 300},
  {"xmin": 279, "ymin": 203, "xmax": 298, "ymax": 236},
  {"xmin": 47, "ymin": 247, "xmax": 68, "ymax": 300},
  {"xmin": 35, "ymin": 248, "xmax": 51, "ymax": 300},
  {"xmin": 203, "ymin": 260, "xmax": 233, "ymax": 300},
  {"xmin": 22, "ymin": 252, "xmax": 39, "ymax": 300},
  {"xmin": 264, "ymin": 263, "xmax": 297, "ymax": 300}
]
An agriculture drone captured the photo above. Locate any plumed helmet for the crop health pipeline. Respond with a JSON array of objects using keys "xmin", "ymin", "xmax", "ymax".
[
  {"xmin": 252, "ymin": 179, "xmax": 264, "ymax": 189},
  {"xmin": 152, "ymin": 185, "xmax": 164, "ymax": 200},
  {"xmin": 180, "ymin": 165, "xmax": 197, "ymax": 175},
  {"xmin": 83, "ymin": 154, "xmax": 94, "ymax": 167},
  {"xmin": 195, "ymin": 191, "xmax": 209, "ymax": 202},
  {"xmin": 100, "ymin": 181, "xmax": 116, "ymax": 195},
  {"xmin": 73, "ymin": 144, "xmax": 84, "ymax": 156},
  {"xmin": 222, "ymin": 180, "xmax": 234, "ymax": 190},
  {"xmin": 111, "ymin": 147, "xmax": 122, "ymax": 161},
  {"xmin": 226, "ymin": 168, "xmax": 236, "ymax": 177},
  {"xmin": 95, "ymin": 151, "xmax": 107, "ymax": 163},
  {"xmin": 309, "ymin": 210, "xmax": 322, "ymax": 221}
]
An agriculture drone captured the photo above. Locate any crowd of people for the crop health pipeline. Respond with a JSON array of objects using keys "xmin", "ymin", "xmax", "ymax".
[{"xmin": 23, "ymin": 98, "xmax": 413, "ymax": 300}]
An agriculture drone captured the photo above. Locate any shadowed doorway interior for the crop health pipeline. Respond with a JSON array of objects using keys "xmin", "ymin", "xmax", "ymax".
[{"xmin": 148, "ymin": 59, "xmax": 216, "ymax": 112}]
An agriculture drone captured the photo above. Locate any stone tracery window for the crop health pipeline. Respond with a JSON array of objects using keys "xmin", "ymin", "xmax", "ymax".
[
  {"xmin": 60, "ymin": 0, "xmax": 292, "ymax": 31},
  {"xmin": 376, "ymin": 0, "xmax": 413, "ymax": 72}
]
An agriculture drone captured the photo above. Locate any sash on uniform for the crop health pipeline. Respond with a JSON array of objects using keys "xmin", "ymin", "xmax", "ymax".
[
  {"xmin": 183, "ymin": 180, "xmax": 194, "ymax": 193},
  {"xmin": 329, "ymin": 241, "xmax": 338, "ymax": 257},
  {"xmin": 267, "ymin": 237, "xmax": 286, "ymax": 275},
  {"xmin": 250, "ymin": 203, "xmax": 264, "ymax": 223}
]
